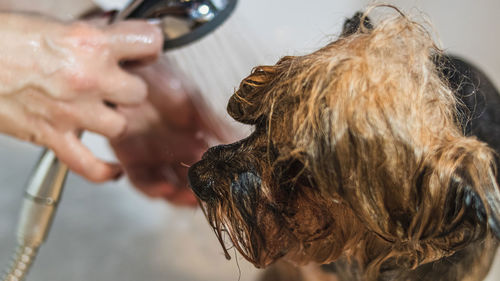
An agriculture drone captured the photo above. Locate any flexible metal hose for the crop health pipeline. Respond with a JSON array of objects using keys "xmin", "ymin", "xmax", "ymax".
[
  {"xmin": 2, "ymin": 149, "xmax": 68, "ymax": 281},
  {"xmin": 2, "ymin": 246, "xmax": 39, "ymax": 281}
]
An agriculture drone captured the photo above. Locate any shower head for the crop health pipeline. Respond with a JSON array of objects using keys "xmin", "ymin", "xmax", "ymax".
[{"xmin": 114, "ymin": 0, "xmax": 238, "ymax": 50}]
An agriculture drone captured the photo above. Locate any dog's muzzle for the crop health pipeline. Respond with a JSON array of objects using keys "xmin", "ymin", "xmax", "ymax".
[
  {"xmin": 188, "ymin": 144, "xmax": 232, "ymax": 201},
  {"xmin": 188, "ymin": 142, "xmax": 263, "ymax": 203}
]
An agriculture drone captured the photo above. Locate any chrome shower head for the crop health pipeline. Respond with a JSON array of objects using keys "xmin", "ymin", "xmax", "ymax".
[{"xmin": 114, "ymin": 0, "xmax": 238, "ymax": 50}]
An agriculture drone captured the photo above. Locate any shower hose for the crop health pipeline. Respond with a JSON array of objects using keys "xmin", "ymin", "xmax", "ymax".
[{"xmin": 2, "ymin": 149, "xmax": 68, "ymax": 281}]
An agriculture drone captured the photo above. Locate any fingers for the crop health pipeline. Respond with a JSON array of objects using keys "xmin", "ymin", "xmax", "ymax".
[
  {"xmin": 132, "ymin": 176, "xmax": 198, "ymax": 207},
  {"xmin": 123, "ymin": 164, "xmax": 198, "ymax": 206},
  {"xmin": 99, "ymin": 21, "xmax": 162, "ymax": 104},
  {"xmin": 164, "ymin": 189, "xmax": 198, "ymax": 207},
  {"xmin": 104, "ymin": 20, "xmax": 163, "ymax": 62},
  {"xmin": 134, "ymin": 180, "xmax": 197, "ymax": 207},
  {"xmin": 59, "ymin": 21, "xmax": 157, "ymax": 105},
  {"xmin": 99, "ymin": 68, "xmax": 148, "ymax": 105},
  {"xmin": 74, "ymin": 102, "xmax": 127, "ymax": 139},
  {"xmin": 50, "ymin": 132, "xmax": 122, "ymax": 183}
]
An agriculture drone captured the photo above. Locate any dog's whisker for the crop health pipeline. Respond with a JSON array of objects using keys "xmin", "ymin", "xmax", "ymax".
[{"xmin": 233, "ymin": 247, "xmax": 242, "ymax": 281}]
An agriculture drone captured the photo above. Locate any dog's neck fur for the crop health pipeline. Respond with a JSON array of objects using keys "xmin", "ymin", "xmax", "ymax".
[{"xmin": 325, "ymin": 236, "xmax": 498, "ymax": 281}]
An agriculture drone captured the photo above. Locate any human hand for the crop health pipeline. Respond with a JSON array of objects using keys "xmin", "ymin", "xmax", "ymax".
[
  {"xmin": 110, "ymin": 59, "xmax": 233, "ymax": 206},
  {"xmin": 0, "ymin": 13, "xmax": 163, "ymax": 182}
]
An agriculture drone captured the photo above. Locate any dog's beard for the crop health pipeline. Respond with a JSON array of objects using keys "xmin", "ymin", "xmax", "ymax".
[
  {"xmin": 198, "ymin": 196, "xmax": 290, "ymax": 267},
  {"xmin": 187, "ymin": 137, "xmax": 280, "ymax": 266},
  {"xmin": 189, "ymin": 142, "xmax": 355, "ymax": 267},
  {"xmin": 189, "ymin": 154, "xmax": 287, "ymax": 267}
]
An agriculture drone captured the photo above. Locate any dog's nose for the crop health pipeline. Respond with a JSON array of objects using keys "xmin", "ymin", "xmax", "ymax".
[{"xmin": 188, "ymin": 161, "xmax": 216, "ymax": 201}]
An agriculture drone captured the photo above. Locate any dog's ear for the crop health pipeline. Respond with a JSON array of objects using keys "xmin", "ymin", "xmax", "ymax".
[
  {"xmin": 335, "ymin": 137, "xmax": 500, "ymax": 258},
  {"xmin": 410, "ymin": 141, "xmax": 500, "ymax": 242},
  {"xmin": 453, "ymin": 149, "xmax": 500, "ymax": 239},
  {"xmin": 227, "ymin": 56, "xmax": 294, "ymax": 125}
]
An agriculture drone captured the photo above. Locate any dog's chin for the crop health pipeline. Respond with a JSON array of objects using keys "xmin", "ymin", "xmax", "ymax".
[
  {"xmin": 193, "ymin": 183, "xmax": 348, "ymax": 269},
  {"xmin": 188, "ymin": 151, "xmax": 291, "ymax": 267},
  {"xmin": 188, "ymin": 143, "xmax": 350, "ymax": 268},
  {"xmin": 195, "ymin": 193, "xmax": 294, "ymax": 268}
]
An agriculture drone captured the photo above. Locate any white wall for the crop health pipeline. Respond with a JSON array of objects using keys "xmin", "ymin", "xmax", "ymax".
[{"xmin": 235, "ymin": 0, "xmax": 500, "ymax": 86}]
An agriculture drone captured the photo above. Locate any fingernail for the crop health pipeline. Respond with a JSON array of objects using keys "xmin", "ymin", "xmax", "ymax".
[
  {"xmin": 113, "ymin": 170, "xmax": 124, "ymax": 181},
  {"xmin": 147, "ymin": 18, "xmax": 162, "ymax": 26},
  {"xmin": 113, "ymin": 164, "xmax": 123, "ymax": 181}
]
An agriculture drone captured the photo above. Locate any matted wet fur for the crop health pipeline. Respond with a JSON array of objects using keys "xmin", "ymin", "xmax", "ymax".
[{"xmin": 188, "ymin": 8, "xmax": 500, "ymax": 281}]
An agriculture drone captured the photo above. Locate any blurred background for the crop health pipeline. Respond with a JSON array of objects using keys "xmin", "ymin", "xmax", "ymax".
[{"xmin": 0, "ymin": 0, "xmax": 499, "ymax": 280}]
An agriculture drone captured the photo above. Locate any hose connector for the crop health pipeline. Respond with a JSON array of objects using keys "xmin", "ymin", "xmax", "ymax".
[{"xmin": 17, "ymin": 149, "xmax": 68, "ymax": 247}]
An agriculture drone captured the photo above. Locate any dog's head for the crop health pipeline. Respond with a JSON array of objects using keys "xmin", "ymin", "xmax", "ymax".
[{"xmin": 188, "ymin": 11, "xmax": 500, "ymax": 272}]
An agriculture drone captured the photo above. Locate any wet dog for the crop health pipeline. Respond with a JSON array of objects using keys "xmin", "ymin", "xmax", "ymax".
[{"xmin": 188, "ymin": 10, "xmax": 500, "ymax": 281}]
